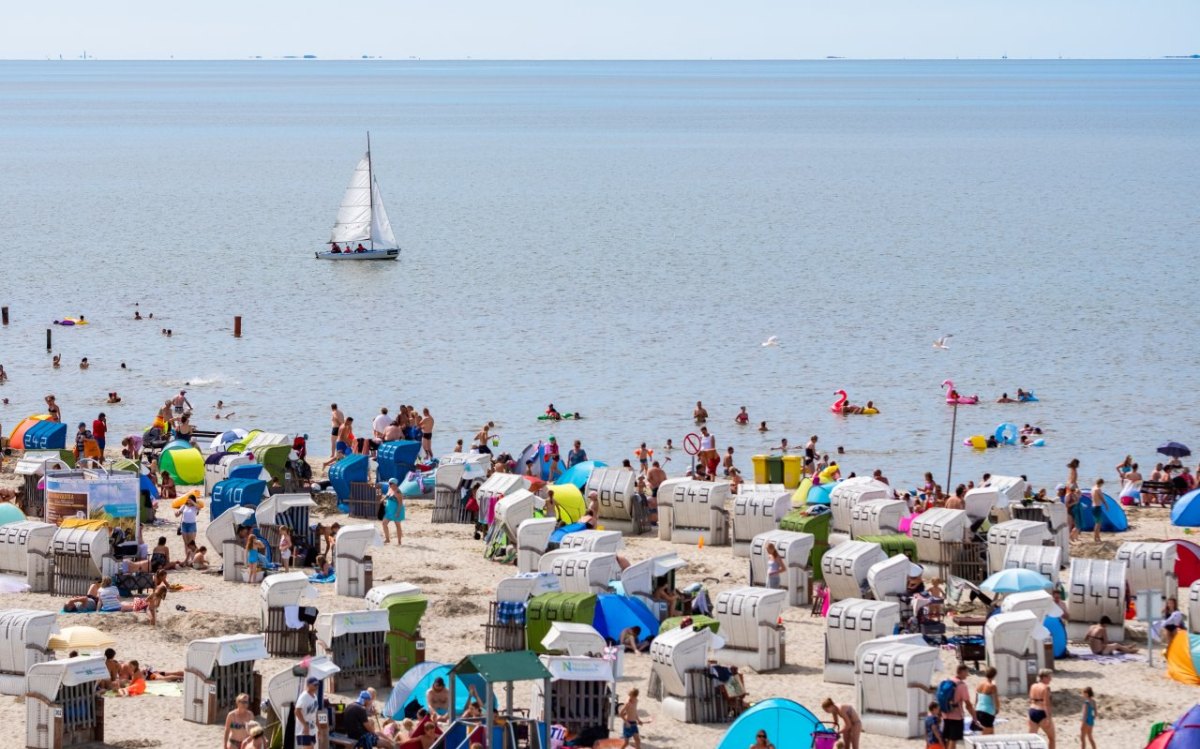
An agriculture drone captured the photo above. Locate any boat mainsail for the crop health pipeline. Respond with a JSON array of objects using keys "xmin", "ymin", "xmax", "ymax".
[{"xmin": 329, "ymin": 150, "xmax": 398, "ymax": 251}]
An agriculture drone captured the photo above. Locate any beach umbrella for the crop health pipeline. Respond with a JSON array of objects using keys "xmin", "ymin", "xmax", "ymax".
[
  {"xmin": 210, "ymin": 428, "xmax": 247, "ymax": 451},
  {"xmin": 981, "ymin": 568, "xmax": 1052, "ymax": 595},
  {"xmin": 555, "ymin": 460, "xmax": 607, "ymax": 489},
  {"xmin": 48, "ymin": 625, "xmax": 115, "ymax": 651},
  {"xmin": 1159, "ymin": 442, "xmax": 1192, "ymax": 458}
]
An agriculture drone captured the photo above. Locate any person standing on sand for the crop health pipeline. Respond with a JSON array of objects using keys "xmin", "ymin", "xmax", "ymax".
[
  {"xmin": 92, "ymin": 412, "xmax": 107, "ymax": 456},
  {"xmin": 1090, "ymin": 478, "xmax": 1108, "ymax": 543},
  {"xmin": 619, "ymin": 688, "xmax": 642, "ymax": 749},
  {"xmin": 419, "ymin": 408, "xmax": 435, "ymax": 460},
  {"xmin": 693, "ymin": 401, "xmax": 708, "ymax": 425},
  {"xmin": 224, "ymin": 693, "xmax": 255, "ymax": 749},
  {"xmin": 568, "ymin": 440, "xmax": 587, "ymax": 468},
  {"xmin": 294, "ymin": 678, "xmax": 320, "ymax": 747},
  {"xmin": 1027, "ymin": 669, "xmax": 1055, "ymax": 749},
  {"xmin": 382, "ymin": 478, "xmax": 405, "ymax": 545},
  {"xmin": 1066, "ymin": 458, "xmax": 1080, "ymax": 490},
  {"xmin": 329, "ymin": 403, "xmax": 345, "ymax": 457}
]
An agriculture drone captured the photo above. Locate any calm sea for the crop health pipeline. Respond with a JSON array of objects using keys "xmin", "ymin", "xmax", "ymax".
[{"xmin": 0, "ymin": 60, "xmax": 1196, "ymax": 489}]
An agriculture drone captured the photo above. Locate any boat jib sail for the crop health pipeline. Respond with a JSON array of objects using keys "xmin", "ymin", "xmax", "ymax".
[{"xmin": 328, "ymin": 149, "xmax": 398, "ymax": 250}]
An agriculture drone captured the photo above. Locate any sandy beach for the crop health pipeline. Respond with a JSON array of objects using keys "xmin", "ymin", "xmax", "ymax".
[{"xmin": 1, "ymin": 454, "xmax": 1196, "ymax": 749}]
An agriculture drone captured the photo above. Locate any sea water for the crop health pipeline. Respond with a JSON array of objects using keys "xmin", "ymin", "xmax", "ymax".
[{"xmin": 0, "ymin": 60, "xmax": 1196, "ymax": 489}]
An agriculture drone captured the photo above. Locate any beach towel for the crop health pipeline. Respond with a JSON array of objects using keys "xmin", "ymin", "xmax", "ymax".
[
  {"xmin": 309, "ymin": 571, "xmax": 336, "ymax": 584},
  {"xmin": 1067, "ymin": 646, "xmax": 1140, "ymax": 664},
  {"xmin": 284, "ymin": 605, "xmax": 304, "ymax": 629}
]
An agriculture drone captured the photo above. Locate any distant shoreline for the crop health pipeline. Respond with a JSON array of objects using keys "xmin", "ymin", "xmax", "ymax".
[{"xmin": 1, "ymin": 56, "xmax": 1197, "ymax": 63}]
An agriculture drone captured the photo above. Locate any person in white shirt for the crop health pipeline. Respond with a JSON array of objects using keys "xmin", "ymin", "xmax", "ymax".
[
  {"xmin": 294, "ymin": 678, "xmax": 321, "ymax": 746},
  {"xmin": 372, "ymin": 408, "xmax": 391, "ymax": 447},
  {"xmin": 174, "ymin": 496, "xmax": 199, "ymax": 548}
]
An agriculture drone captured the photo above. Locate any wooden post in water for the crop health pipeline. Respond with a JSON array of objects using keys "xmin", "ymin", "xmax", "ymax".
[
  {"xmin": 1, "ymin": 306, "xmax": 8, "ymax": 325},
  {"xmin": 233, "ymin": 316, "xmax": 242, "ymax": 338},
  {"xmin": 46, "ymin": 328, "xmax": 52, "ymax": 351},
  {"xmin": 945, "ymin": 401, "xmax": 959, "ymax": 496}
]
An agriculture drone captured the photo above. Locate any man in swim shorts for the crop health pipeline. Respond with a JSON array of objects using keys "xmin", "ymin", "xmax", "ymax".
[
  {"xmin": 329, "ymin": 403, "xmax": 345, "ymax": 458},
  {"xmin": 419, "ymin": 408, "xmax": 434, "ymax": 460}
]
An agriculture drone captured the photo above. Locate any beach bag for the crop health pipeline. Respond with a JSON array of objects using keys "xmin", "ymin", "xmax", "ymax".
[{"xmin": 936, "ymin": 679, "xmax": 957, "ymax": 713}]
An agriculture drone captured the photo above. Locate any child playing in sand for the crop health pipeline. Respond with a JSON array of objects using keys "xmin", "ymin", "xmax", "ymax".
[
  {"xmin": 1080, "ymin": 687, "xmax": 1097, "ymax": 749},
  {"xmin": 116, "ymin": 660, "xmax": 146, "ymax": 696}
]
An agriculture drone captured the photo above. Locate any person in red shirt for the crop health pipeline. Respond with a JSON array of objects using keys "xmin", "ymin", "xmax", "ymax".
[{"xmin": 92, "ymin": 412, "xmax": 108, "ymax": 456}]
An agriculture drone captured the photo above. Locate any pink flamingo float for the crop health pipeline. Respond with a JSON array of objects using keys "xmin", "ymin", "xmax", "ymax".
[
  {"xmin": 831, "ymin": 390, "xmax": 849, "ymax": 414},
  {"xmin": 831, "ymin": 390, "xmax": 879, "ymax": 415},
  {"xmin": 941, "ymin": 379, "xmax": 979, "ymax": 405}
]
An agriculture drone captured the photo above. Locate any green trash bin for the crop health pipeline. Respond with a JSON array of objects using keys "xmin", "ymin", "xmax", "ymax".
[
  {"xmin": 781, "ymin": 508, "xmax": 831, "ymax": 581},
  {"xmin": 373, "ymin": 592, "xmax": 428, "ymax": 678},
  {"xmin": 526, "ymin": 592, "xmax": 597, "ymax": 654},
  {"xmin": 766, "ymin": 455, "xmax": 784, "ymax": 484}
]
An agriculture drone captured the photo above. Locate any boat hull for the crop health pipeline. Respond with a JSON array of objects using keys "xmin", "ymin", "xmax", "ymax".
[{"xmin": 316, "ymin": 248, "xmax": 399, "ymax": 261}]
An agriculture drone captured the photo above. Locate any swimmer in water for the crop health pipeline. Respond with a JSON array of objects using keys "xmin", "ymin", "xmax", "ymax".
[
  {"xmin": 120, "ymin": 362, "xmax": 127, "ymax": 370},
  {"xmin": 134, "ymin": 311, "xmax": 142, "ymax": 320},
  {"xmin": 865, "ymin": 400, "xmax": 878, "ymax": 413},
  {"xmin": 79, "ymin": 357, "xmax": 89, "ymax": 370},
  {"xmin": 52, "ymin": 354, "xmax": 61, "ymax": 368},
  {"xmin": 758, "ymin": 421, "xmax": 769, "ymax": 432},
  {"xmin": 997, "ymin": 393, "xmax": 1015, "ymax": 403},
  {"xmin": 663, "ymin": 439, "xmax": 674, "ymax": 451}
]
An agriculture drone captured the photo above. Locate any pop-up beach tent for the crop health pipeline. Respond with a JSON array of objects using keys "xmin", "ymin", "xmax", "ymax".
[
  {"xmin": 1076, "ymin": 491, "xmax": 1129, "ymax": 532},
  {"xmin": 1172, "ymin": 490, "xmax": 1200, "ymax": 527},
  {"xmin": 716, "ymin": 698, "xmax": 823, "ymax": 749}
]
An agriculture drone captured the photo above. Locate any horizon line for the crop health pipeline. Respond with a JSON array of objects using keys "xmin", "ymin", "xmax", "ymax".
[{"xmin": 2, "ymin": 56, "xmax": 1196, "ymax": 63}]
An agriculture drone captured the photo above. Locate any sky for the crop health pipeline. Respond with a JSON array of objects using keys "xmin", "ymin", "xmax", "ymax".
[{"xmin": 1, "ymin": 1, "xmax": 1196, "ymax": 60}]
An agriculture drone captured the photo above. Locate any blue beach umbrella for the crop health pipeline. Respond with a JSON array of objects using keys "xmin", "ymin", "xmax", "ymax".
[
  {"xmin": 981, "ymin": 568, "xmax": 1052, "ymax": 594},
  {"xmin": 1159, "ymin": 442, "xmax": 1192, "ymax": 458}
]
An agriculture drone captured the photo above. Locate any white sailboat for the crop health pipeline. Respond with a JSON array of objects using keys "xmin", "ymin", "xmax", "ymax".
[{"xmin": 316, "ymin": 134, "xmax": 401, "ymax": 260}]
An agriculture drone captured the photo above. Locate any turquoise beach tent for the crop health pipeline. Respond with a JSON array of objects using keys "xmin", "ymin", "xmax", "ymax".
[
  {"xmin": 1077, "ymin": 491, "xmax": 1129, "ymax": 532},
  {"xmin": 383, "ymin": 663, "xmax": 488, "ymax": 720},
  {"xmin": 716, "ymin": 698, "xmax": 823, "ymax": 749},
  {"xmin": 556, "ymin": 460, "xmax": 607, "ymax": 490}
]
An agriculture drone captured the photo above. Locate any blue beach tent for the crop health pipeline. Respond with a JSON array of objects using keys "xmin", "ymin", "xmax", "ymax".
[
  {"xmin": 716, "ymin": 698, "xmax": 823, "ymax": 749},
  {"xmin": 593, "ymin": 594, "xmax": 659, "ymax": 643},
  {"xmin": 1077, "ymin": 491, "xmax": 1129, "ymax": 532},
  {"xmin": 1172, "ymin": 490, "xmax": 1200, "ymax": 527}
]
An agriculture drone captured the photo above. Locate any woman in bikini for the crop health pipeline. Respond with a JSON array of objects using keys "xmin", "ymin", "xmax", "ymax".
[
  {"xmin": 224, "ymin": 693, "xmax": 255, "ymax": 749},
  {"xmin": 1027, "ymin": 669, "xmax": 1055, "ymax": 747}
]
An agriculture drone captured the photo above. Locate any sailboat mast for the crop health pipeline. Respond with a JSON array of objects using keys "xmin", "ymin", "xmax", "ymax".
[{"xmin": 366, "ymin": 131, "xmax": 373, "ymax": 250}]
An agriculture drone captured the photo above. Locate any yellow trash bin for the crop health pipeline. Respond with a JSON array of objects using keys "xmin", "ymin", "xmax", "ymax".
[
  {"xmin": 782, "ymin": 455, "xmax": 803, "ymax": 489},
  {"xmin": 752, "ymin": 455, "xmax": 769, "ymax": 484}
]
